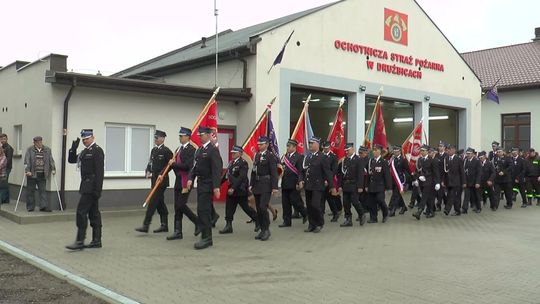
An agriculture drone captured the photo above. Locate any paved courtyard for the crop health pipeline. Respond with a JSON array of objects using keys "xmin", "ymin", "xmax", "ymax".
[{"xmin": 1, "ymin": 199, "xmax": 540, "ymax": 304}]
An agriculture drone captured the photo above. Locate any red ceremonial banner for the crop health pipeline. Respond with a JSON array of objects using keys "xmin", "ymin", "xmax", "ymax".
[
  {"xmin": 191, "ymin": 100, "xmax": 218, "ymax": 148},
  {"xmin": 328, "ymin": 107, "xmax": 345, "ymax": 160},
  {"xmin": 384, "ymin": 8, "xmax": 408, "ymax": 46},
  {"xmin": 402, "ymin": 121, "xmax": 423, "ymax": 173}
]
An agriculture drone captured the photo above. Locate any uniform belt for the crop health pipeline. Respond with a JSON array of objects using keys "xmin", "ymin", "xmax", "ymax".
[{"xmin": 256, "ymin": 175, "xmax": 271, "ymax": 180}]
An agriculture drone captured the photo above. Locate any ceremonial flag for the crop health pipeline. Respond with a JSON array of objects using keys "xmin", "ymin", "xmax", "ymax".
[
  {"xmin": 267, "ymin": 30, "xmax": 295, "ymax": 74},
  {"xmin": 327, "ymin": 98, "xmax": 346, "ymax": 160},
  {"xmin": 363, "ymin": 99, "xmax": 388, "ymax": 150},
  {"xmin": 402, "ymin": 120, "xmax": 425, "ymax": 173},
  {"xmin": 267, "ymin": 109, "xmax": 280, "ymax": 160},
  {"xmin": 486, "ymin": 78, "xmax": 501, "ymax": 104},
  {"xmin": 191, "ymin": 99, "xmax": 218, "ymax": 147},
  {"xmin": 291, "ymin": 96, "xmax": 314, "ymax": 155}
]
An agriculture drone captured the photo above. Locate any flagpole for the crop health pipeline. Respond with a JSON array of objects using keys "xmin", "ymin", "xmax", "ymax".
[
  {"xmin": 214, "ymin": 0, "xmax": 219, "ymax": 87},
  {"xmin": 327, "ymin": 97, "xmax": 345, "ymax": 141},
  {"xmin": 241, "ymin": 97, "xmax": 276, "ymax": 149},
  {"xmin": 363, "ymin": 87, "xmax": 384, "ymax": 143},
  {"xmin": 291, "ymin": 94, "xmax": 311, "ymax": 138},
  {"xmin": 143, "ymin": 87, "xmax": 220, "ymax": 207}
]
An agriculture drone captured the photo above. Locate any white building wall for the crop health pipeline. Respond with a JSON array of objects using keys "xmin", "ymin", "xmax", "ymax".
[
  {"xmin": 159, "ymin": 59, "xmax": 247, "ymax": 89},
  {"xmin": 481, "ymin": 88, "xmax": 540, "ymax": 150},
  {"xmin": 253, "ymin": 0, "xmax": 481, "ymax": 147}
]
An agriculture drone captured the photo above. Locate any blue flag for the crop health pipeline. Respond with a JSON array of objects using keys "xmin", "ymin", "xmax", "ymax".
[
  {"xmin": 486, "ymin": 78, "xmax": 500, "ymax": 104},
  {"xmin": 267, "ymin": 30, "xmax": 295, "ymax": 74},
  {"xmin": 304, "ymin": 108, "xmax": 315, "ymax": 156},
  {"xmin": 267, "ymin": 109, "xmax": 280, "ymax": 160}
]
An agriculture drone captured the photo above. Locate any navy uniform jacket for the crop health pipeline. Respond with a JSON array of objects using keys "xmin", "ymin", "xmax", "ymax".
[
  {"xmin": 146, "ymin": 145, "xmax": 173, "ymax": 188},
  {"xmin": 304, "ymin": 152, "xmax": 334, "ymax": 191},
  {"xmin": 493, "ymin": 156, "xmax": 512, "ymax": 184},
  {"xmin": 68, "ymin": 143, "xmax": 104, "ymax": 198},
  {"xmin": 189, "ymin": 142, "xmax": 223, "ymax": 193},
  {"xmin": 464, "ymin": 157, "xmax": 482, "ymax": 186},
  {"xmin": 367, "ymin": 156, "xmax": 392, "ymax": 193},
  {"xmin": 389, "ymin": 155, "xmax": 410, "ymax": 185},
  {"xmin": 338, "ymin": 154, "xmax": 364, "ymax": 192},
  {"xmin": 480, "ymin": 159, "xmax": 496, "ymax": 186},
  {"xmin": 444, "ymin": 155, "xmax": 465, "ymax": 187},
  {"xmin": 281, "ymin": 152, "xmax": 303, "ymax": 190},
  {"xmin": 526, "ymin": 156, "xmax": 540, "ymax": 177},
  {"xmin": 170, "ymin": 143, "xmax": 195, "ymax": 190},
  {"xmin": 510, "ymin": 156, "xmax": 526, "ymax": 183},
  {"xmin": 224, "ymin": 157, "xmax": 249, "ymax": 197},
  {"xmin": 250, "ymin": 150, "xmax": 278, "ymax": 194},
  {"xmin": 417, "ymin": 156, "xmax": 440, "ymax": 187},
  {"xmin": 435, "ymin": 152, "xmax": 448, "ymax": 184}
]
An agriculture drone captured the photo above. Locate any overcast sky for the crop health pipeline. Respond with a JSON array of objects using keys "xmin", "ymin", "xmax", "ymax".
[{"xmin": 1, "ymin": 0, "xmax": 538, "ymax": 75}]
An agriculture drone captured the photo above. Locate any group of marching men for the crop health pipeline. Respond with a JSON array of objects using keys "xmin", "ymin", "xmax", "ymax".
[{"xmin": 131, "ymin": 127, "xmax": 540, "ymax": 250}]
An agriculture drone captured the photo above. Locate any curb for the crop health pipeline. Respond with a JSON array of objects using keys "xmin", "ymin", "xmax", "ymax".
[{"xmin": 0, "ymin": 239, "xmax": 140, "ymax": 304}]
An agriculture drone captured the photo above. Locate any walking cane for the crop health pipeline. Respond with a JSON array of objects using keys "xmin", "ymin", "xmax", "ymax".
[
  {"xmin": 52, "ymin": 175, "xmax": 64, "ymax": 212},
  {"xmin": 14, "ymin": 166, "xmax": 27, "ymax": 213}
]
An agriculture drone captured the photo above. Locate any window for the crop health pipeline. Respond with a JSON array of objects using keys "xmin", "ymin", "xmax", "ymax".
[
  {"xmin": 105, "ymin": 124, "xmax": 153, "ymax": 176},
  {"xmin": 14, "ymin": 124, "xmax": 23, "ymax": 155},
  {"xmin": 502, "ymin": 113, "xmax": 530, "ymax": 150}
]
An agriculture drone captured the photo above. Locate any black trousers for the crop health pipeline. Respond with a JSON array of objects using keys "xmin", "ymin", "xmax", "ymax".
[
  {"xmin": 494, "ymin": 182, "xmax": 513, "ymax": 207},
  {"xmin": 368, "ymin": 191, "xmax": 388, "ymax": 220},
  {"xmin": 481, "ymin": 185, "xmax": 497, "ymax": 209},
  {"xmin": 526, "ymin": 177, "xmax": 540, "ymax": 201},
  {"xmin": 463, "ymin": 186, "xmax": 481, "ymax": 211},
  {"xmin": 254, "ymin": 192, "xmax": 271, "ymax": 231},
  {"xmin": 321, "ymin": 188, "xmax": 341, "ymax": 215},
  {"xmin": 436, "ymin": 186, "xmax": 447, "ymax": 208},
  {"xmin": 282, "ymin": 189, "xmax": 306, "ymax": 224},
  {"xmin": 173, "ymin": 188, "xmax": 197, "ymax": 229},
  {"xmin": 306, "ymin": 190, "xmax": 324, "ymax": 227},
  {"xmin": 410, "ymin": 186, "xmax": 421, "ymax": 207},
  {"xmin": 196, "ymin": 190, "xmax": 214, "ymax": 239},
  {"xmin": 359, "ymin": 191, "xmax": 368, "ymax": 211},
  {"xmin": 389, "ymin": 183, "xmax": 405, "ymax": 210},
  {"xmin": 343, "ymin": 190, "xmax": 365, "ymax": 217},
  {"xmin": 143, "ymin": 185, "xmax": 168, "ymax": 226},
  {"xmin": 444, "ymin": 186, "xmax": 462, "ymax": 213},
  {"xmin": 225, "ymin": 195, "xmax": 257, "ymax": 223},
  {"xmin": 512, "ymin": 181, "xmax": 528, "ymax": 204},
  {"xmin": 418, "ymin": 185, "xmax": 435, "ymax": 214},
  {"xmin": 76, "ymin": 194, "xmax": 102, "ymax": 242}
]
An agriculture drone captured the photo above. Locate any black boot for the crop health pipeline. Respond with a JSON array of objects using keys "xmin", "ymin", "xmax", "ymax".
[
  {"xmin": 219, "ymin": 221, "xmax": 233, "ymax": 234},
  {"xmin": 413, "ymin": 209, "xmax": 422, "ymax": 220},
  {"xmin": 66, "ymin": 241, "xmax": 84, "ymax": 251},
  {"xmin": 399, "ymin": 206, "xmax": 407, "ymax": 214},
  {"xmin": 85, "ymin": 227, "xmax": 102, "ymax": 248},
  {"xmin": 259, "ymin": 230, "xmax": 271, "ymax": 241},
  {"xmin": 211, "ymin": 213, "xmax": 220, "ymax": 228},
  {"xmin": 135, "ymin": 224, "xmax": 149, "ymax": 233},
  {"xmin": 153, "ymin": 225, "xmax": 169, "ymax": 233},
  {"xmin": 340, "ymin": 217, "xmax": 353, "ymax": 227},
  {"xmin": 194, "ymin": 229, "xmax": 213, "ymax": 250},
  {"xmin": 254, "ymin": 221, "xmax": 261, "ymax": 232},
  {"xmin": 330, "ymin": 212, "xmax": 339, "ymax": 222},
  {"xmin": 278, "ymin": 221, "xmax": 291, "ymax": 228},
  {"xmin": 388, "ymin": 208, "xmax": 396, "ymax": 217},
  {"xmin": 292, "ymin": 211, "xmax": 301, "ymax": 219},
  {"xmin": 255, "ymin": 229, "xmax": 265, "ymax": 239},
  {"xmin": 166, "ymin": 221, "xmax": 183, "ymax": 240}
]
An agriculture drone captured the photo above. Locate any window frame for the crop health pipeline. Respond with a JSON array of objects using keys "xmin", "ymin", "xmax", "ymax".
[
  {"xmin": 104, "ymin": 123, "xmax": 154, "ymax": 177},
  {"xmin": 13, "ymin": 124, "xmax": 23, "ymax": 156},
  {"xmin": 501, "ymin": 113, "xmax": 530, "ymax": 150}
]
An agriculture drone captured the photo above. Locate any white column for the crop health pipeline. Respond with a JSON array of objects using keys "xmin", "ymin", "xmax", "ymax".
[{"xmin": 348, "ymin": 90, "xmax": 365, "ymax": 148}]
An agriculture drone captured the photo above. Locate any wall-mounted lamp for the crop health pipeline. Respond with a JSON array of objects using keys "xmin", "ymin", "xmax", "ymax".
[
  {"xmin": 424, "ymin": 95, "xmax": 431, "ymax": 102},
  {"xmin": 359, "ymin": 85, "xmax": 366, "ymax": 92}
]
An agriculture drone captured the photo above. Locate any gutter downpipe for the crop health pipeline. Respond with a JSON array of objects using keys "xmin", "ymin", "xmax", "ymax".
[{"xmin": 60, "ymin": 82, "xmax": 76, "ymax": 209}]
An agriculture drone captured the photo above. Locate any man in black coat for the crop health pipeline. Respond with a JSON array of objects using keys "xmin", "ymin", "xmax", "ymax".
[
  {"xmin": 442, "ymin": 144, "xmax": 466, "ymax": 216},
  {"xmin": 356, "ymin": 146, "xmax": 370, "ymax": 221},
  {"xmin": 493, "ymin": 147, "xmax": 513, "ymax": 209},
  {"xmin": 463, "ymin": 148, "xmax": 482, "ymax": 213},
  {"xmin": 388, "ymin": 145, "xmax": 411, "ymax": 216},
  {"xmin": 0, "ymin": 134, "xmax": 13, "ymax": 204},
  {"xmin": 135, "ymin": 130, "xmax": 173, "ymax": 234},
  {"xmin": 66, "ymin": 129, "xmax": 104, "ymax": 250},
  {"xmin": 413, "ymin": 145, "xmax": 441, "ymax": 220},
  {"xmin": 166, "ymin": 127, "xmax": 199, "ymax": 240},
  {"xmin": 525, "ymin": 148, "xmax": 540, "ymax": 206},
  {"xmin": 303, "ymin": 137, "xmax": 335, "ymax": 233},
  {"xmin": 509, "ymin": 147, "xmax": 528, "ymax": 208},
  {"xmin": 321, "ymin": 141, "xmax": 342, "ymax": 222},
  {"xmin": 478, "ymin": 151, "xmax": 497, "ymax": 210},
  {"xmin": 366, "ymin": 144, "xmax": 392, "ymax": 223},
  {"xmin": 219, "ymin": 145, "xmax": 258, "ymax": 234},
  {"xmin": 435, "ymin": 141, "xmax": 448, "ymax": 211},
  {"xmin": 488, "ymin": 141, "xmax": 499, "ymax": 163},
  {"xmin": 187, "ymin": 126, "xmax": 223, "ymax": 250},
  {"xmin": 338, "ymin": 143, "xmax": 367, "ymax": 227},
  {"xmin": 249, "ymin": 136, "xmax": 279, "ymax": 241},
  {"xmin": 279, "ymin": 139, "xmax": 307, "ymax": 227}
]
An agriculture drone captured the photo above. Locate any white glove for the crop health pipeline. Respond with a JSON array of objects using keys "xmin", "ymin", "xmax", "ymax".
[
  {"xmin": 412, "ymin": 180, "xmax": 419, "ymax": 187},
  {"xmin": 419, "ymin": 176, "xmax": 426, "ymax": 182},
  {"xmin": 435, "ymin": 184, "xmax": 441, "ymax": 191}
]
